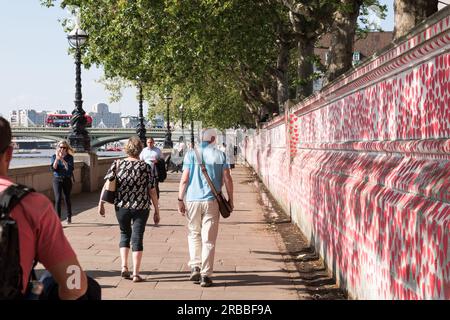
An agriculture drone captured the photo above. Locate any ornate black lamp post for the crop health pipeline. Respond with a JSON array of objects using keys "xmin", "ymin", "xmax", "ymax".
[
  {"xmin": 136, "ymin": 84, "xmax": 146, "ymax": 145},
  {"xmin": 179, "ymin": 104, "xmax": 184, "ymax": 140},
  {"xmin": 190, "ymin": 115, "xmax": 195, "ymax": 148},
  {"xmin": 163, "ymin": 94, "xmax": 173, "ymax": 148},
  {"xmin": 67, "ymin": 19, "xmax": 90, "ymax": 152}
]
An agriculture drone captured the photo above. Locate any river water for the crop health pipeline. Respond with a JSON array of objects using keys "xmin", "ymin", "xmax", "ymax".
[{"xmin": 10, "ymin": 149, "xmax": 125, "ymax": 168}]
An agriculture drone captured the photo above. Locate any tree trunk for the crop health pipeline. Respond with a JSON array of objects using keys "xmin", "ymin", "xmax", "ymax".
[
  {"xmin": 241, "ymin": 81, "xmax": 277, "ymax": 124},
  {"xmin": 296, "ymin": 39, "xmax": 314, "ymax": 99},
  {"xmin": 276, "ymin": 40, "xmax": 290, "ymax": 113},
  {"xmin": 394, "ymin": 0, "xmax": 438, "ymax": 40},
  {"xmin": 325, "ymin": 0, "xmax": 362, "ymax": 85}
]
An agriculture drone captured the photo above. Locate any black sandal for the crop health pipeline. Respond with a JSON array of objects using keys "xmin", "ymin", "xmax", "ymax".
[{"xmin": 121, "ymin": 266, "xmax": 131, "ymax": 279}]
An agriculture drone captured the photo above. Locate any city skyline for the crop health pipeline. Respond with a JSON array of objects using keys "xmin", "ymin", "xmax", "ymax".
[
  {"xmin": 8, "ymin": 103, "xmax": 148, "ymax": 128},
  {"xmin": 0, "ymin": 1, "xmax": 394, "ymax": 118},
  {"xmin": 0, "ymin": 1, "xmax": 139, "ymax": 119}
]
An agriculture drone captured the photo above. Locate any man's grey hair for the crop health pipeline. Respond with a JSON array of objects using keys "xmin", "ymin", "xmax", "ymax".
[{"xmin": 201, "ymin": 128, "xmax": 217, "ymax": 142}]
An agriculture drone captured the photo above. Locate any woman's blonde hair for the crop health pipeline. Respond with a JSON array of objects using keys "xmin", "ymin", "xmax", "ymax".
[
  {"xmin": 124, "ymin": 136, "xmax": 143, "ymax": 158},
  {"xmin": 56, "ymin": 139, "xmax": 74, "ymax": 155}
]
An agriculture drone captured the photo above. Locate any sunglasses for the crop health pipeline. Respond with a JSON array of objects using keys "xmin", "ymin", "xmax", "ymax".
[{"xmin": 59, "ymin": 146, "xmax": 68, "ymax": 149}]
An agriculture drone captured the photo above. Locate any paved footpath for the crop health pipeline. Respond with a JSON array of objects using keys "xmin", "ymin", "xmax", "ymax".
[{"xmin": 45, "ymin": 165, "xmax": 308, "ymax": 300}]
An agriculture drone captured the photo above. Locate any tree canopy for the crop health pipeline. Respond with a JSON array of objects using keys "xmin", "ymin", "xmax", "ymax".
[{"xmin": 41, "ymin": 0, "xmax": 394, "ymax": 129}]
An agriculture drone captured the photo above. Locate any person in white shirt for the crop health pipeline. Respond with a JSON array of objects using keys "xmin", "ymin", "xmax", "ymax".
[
  {"xmin": 226, "ymin": 143, "xmax": 236, "ymax": 169},
  {"xmin": 171, "ymin": 137, "xmax": 188, "ymax": 173},
  {"xmin": 139, "ymin": 137, "xmax": 162, "ymax": 198}
]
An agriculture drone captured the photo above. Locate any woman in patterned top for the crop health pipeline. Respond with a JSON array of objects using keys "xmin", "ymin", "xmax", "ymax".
[{"xmin": 98, "ymin": 136, "xmax": 160, "ymax": 283}]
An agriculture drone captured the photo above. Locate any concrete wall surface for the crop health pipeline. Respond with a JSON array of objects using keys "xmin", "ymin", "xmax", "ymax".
[
  {"xmin": 243, "ymin": 8, "xmax": 450, "ymax": 299},
  {"xmin": 8, "ymin": 156, "xmax": 122, "ymax": 201}
]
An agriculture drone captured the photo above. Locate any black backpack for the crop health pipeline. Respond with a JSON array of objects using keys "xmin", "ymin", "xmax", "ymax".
[
  {"xmin": 0, "ymin": 184, "xmax": 34, "ymax": 300},
  {"xmin": 155, "ymin": 158, "xmax": 167, "ymax": 182}
]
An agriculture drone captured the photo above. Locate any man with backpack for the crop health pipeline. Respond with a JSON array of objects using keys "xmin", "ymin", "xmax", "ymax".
[
  {"xmin": 0, "ymin": 116, "xmax": 97, "ymax": 300},
  {"xmin": 140, "ymin": 137, "xmax": 166, "ymax": 199}
]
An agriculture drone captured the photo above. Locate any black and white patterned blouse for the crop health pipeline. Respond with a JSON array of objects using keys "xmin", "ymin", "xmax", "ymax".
[{"xmin": 104, "ymin": 159, "xmax": 155, "ymax": 210}]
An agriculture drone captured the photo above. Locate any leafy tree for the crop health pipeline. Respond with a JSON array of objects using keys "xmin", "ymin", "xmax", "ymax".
[
  {"xmin": 41, "ymin": 0, "xmax": 390, "ymax": 128},
  {"xmin": 42, "ymin": 0, "xmax": 285, "ymax": 127},
  {"xmin": 279, "ymin": 0, "xmax": 336, "ymax": 99},
  {"xmin": 325, "ymin": 0, "xmax": 387, "ymax": 84}
]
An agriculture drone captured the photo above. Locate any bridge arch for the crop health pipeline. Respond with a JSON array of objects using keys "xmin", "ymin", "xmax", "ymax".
[
  {"xmin": 91, "ymin": 135, "xmax": 139, "ymax": 148},
  {"xmin": 13, "ymin": 134, "xmax": 63, "ymax": 142},
  {"xmin": 11, "ymin": 127, "xmax": 186, "ymax": 149}
]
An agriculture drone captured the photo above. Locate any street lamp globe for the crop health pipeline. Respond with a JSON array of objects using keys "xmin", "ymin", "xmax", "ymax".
[
  {"xmin": 164, "ymin": 95, "xmax": 173, "ymax": 104},
  {"xmin": 67, "ymin": 23, "xmax": 88, "ymax": 49}
]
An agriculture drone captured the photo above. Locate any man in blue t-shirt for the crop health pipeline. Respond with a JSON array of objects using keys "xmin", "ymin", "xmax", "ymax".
[{"xmin": 177, "ymin": 128, "xmax": 234, "ymax": 287}]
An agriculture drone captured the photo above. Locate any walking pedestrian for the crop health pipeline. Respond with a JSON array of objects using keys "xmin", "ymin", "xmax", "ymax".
[
  {"xmin": 177, "ymin": 128, "xmax": 234, "ymax": 287},
  {"xmin": 99, "ymin": 136, "xmax": 160, "ymax": 283},
  {"xmin": 178, "ymin": 136, "xmax": 187, "ymax": 158},
  {"xmin": 171, "ymin": 136, "xmax": 187, "ymax": 173},
  {"xmin": 0, "ymin": 116, "xmax": 100, "ymax": 300},
  {"xmin": 226, "ymin": 143, "xmax": 236, "ymax": 169},
  {"xmin": 50, "ymin": 139, "xmax": 74, "ymax": 224},
  {"xmin": 140, "ymin": 137, "xmax": 162, "ymax": 199}
]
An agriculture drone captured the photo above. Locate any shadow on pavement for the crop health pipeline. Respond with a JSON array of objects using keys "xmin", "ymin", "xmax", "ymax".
[{"xmin": 247, "ymin": 166, "xmax": 348, "ymax": 300}]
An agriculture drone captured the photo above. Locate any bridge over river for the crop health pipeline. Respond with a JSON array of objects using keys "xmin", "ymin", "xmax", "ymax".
[{"xmin": 11, "ymin": 127, "xmax": 195, "ymax": 148}]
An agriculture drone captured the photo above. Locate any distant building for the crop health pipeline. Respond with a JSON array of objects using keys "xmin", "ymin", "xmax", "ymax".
[
  {"xmin": 88, "ymin": 103, "xmax": 122, "ymax": 128},
  {"xmin": 313, "ymin": 31, "xmax": 394, "ymax": 92},
  {"xmin": 121, "ymin": 116, "xmax": 139, "ymax": 129},
  {"xmin": 97, "ymin": 119, "xmax": 108, "ymax": 129},
  {"xmin": 9, "ymin": 109, "xmax": 49, "ymax": 127}
]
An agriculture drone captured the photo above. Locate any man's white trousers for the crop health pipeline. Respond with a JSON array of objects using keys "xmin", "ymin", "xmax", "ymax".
[{"xmin": 186, "ymin": 200, "xmax": 220, "ymax": 276}]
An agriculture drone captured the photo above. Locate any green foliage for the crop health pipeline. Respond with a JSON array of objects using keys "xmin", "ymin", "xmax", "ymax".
[
  {"xmin": 358, "ymin": 0, "xmax": 388, "ymax": 36},
  {"xmin": 42, "ymin": 0, "xmax": 284, "ymax": 128},
  {"xmin": 40, "ymin": 0, "xmax": 388, "ymax": 128}
]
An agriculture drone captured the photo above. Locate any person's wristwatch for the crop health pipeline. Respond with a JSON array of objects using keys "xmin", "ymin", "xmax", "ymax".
[{"xmin": 177, "ymin": 198, "xmax": 184, "ymax": 201}]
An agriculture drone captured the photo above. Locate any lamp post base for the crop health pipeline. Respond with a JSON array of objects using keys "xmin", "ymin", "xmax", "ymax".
[
  {"xmin": 163, "ymin": 132, "xmax": 173, "ymax": 149},
  {"xmin": 136, "ymin": 125, "xmax": 147, "ymax": 145},
  {"xmin": 163, "ymin": 140, "xmax": 173, "ymax": 149},
  {"xmin": 68, "ymin": 131, "xmax": 90, "ymax": 153}
]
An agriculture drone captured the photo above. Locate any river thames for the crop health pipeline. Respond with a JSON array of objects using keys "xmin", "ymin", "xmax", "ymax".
[{"xmin": 10, "ymin": 149, "xmax": 125, "ymax": 168}]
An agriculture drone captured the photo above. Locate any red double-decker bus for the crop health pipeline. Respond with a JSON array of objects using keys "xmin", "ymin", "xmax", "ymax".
[{"xmin": 45, "ymin": 114, "xmax": 93, "ymax": 128}]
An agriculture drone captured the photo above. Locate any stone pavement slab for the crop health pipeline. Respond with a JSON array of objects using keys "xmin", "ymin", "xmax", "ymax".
[{"xmin": 39, "ymin": 166, "xmax": 307, "ymax": 300}]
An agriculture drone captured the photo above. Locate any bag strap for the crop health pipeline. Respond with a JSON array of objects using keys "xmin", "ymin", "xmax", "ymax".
[
  {"xmin": 193, "ymin": 148, "xmax": 221, "ymax": 200},
  {"xmin": 110, "ymin": 159, "xmax": 119, "ymax": 178},
  {"xmin": 0, "ymin": 184, "xmax": 37, "ymax": 292},
  {"xmin": 0, "ymin": 184, "xmax": 34, "ymax": 219}
]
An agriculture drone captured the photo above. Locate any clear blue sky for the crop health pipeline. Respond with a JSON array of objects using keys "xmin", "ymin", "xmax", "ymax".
[{"xmin": 0, "ymin": 0, "xmax": 394, "ymax": 118}]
